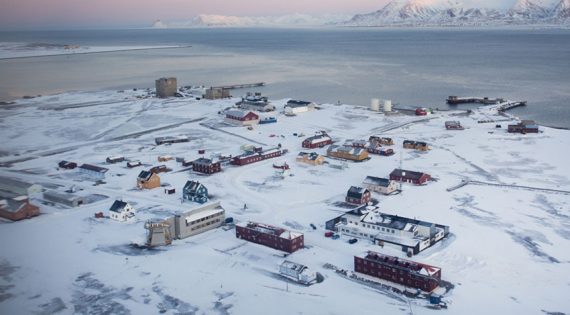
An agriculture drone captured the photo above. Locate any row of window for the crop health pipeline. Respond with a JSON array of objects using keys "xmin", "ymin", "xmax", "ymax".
[
  {"xmin": 347, "ymin": 222, "xmax": 398, "ymax": 234},
  {"xmin": 190, "ymin": 218, "xmax": 222, "ymax": 231},
  {"xmin": 187, "ymin": 211, "xmax": 224, "ymax": 226}
]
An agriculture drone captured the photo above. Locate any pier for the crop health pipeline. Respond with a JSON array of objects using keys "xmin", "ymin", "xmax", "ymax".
[
  {"xmin": 446, "ymin": 96, "xmax": 505, "ymax": 105},
  {"xmin": 496, "ymin": 101, "xmax": 527, "ymax": 112},
  {"xmin": 213, "ymin": 82, "xmax": 265, "ymax": 90}
]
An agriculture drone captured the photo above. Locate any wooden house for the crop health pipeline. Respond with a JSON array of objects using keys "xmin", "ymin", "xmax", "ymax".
[
  {"xmin": 106, "ymin": 156, "xmax": 125, "ymax": 164},
  {"xmin": 327, "ymin": 145, "xmax": 369, "ymax": 162},
  {"xmin": 225, "ymin": 110, "xmax": 260, "ymax": 126},
  {"xmin": 183, "ymin": 180, "xmax": 209, "ymax": 204},
  {"xmin": 231, "ymin": 148, "xmax": 286, "ymax": 166},
  {"xmin": 367, "ymin": 145, "xmax": 394, "ymax": 156},
  {"xmin": 58, "ymin": 160, "xmax": 77, "ymax": 169},
  {"xmin": 0, "ymin": 193, "xmax": 40, "ymax": 221},
  {"xmin": 345, "ymin": 186, "xmax": 371, "ymax": 205},
  {"xmin": 389, "ymin": 169, "xmax": 431, "ymax": 185},
  {"xmin": 236, "ymin": 221, "xmax": 304, "ymax": 253},
  {"xmin": 137, "ymin": 170, "xmax": 161, "ymax": 189},
  {"xmin": 302, "ymin": 133, "xmax": 332, "ymax": 149},
  {"xmin": 296, "ymin": 152, "xmax": 325, "ymax": 165},
  {"xmin": 127, "ymin": 160, "xmax": 142, "ymax": 168},
  {"xmin": 445, "ymin": 121, "xmax": 464, "ymax": 130},
  {"xmin": 279, "ymin": 261, "xmax": 317, "ymax": 285},
  {"xmin": 108, "ymin": 200, "xmax": 135, "ymax": 222},
  {"xmin": 192, "ymin": 158, "xmax": 222, "ymax": 174},
  {"xmin": 369, "ymin": 136, "xmax": 394, "ymax": 146},
  {"xmin": 150, "ymin": 165, "xmax": 169, "ymax": 174},
  {"xmin": 508, "ymin": 120, "xmax": 539, "ymax": 134},
  {"xmin": 158, "ymin": 155, "xmax": 174, "ymax": 162},
  {"xmin": 362, "ymin": 176, "xmax": 398, "ymax": 195},
  {"xmin": 355, "ymin": 251, "xmax": 441, "ymax": 292},
  {"xmin": 403, "ymin": 140, "xmax": 429, "ymax": 151}
]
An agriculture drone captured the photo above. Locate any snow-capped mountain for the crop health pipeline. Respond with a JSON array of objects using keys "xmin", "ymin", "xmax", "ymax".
[
  {"xmin": 152, "ymin": 14, "xmax": 351, "ymax": 28},
  {"xmin": 552, "ymin": 0, "xmax": 570, "ymax": 19},
  {"xmin": 508, "ymin": 0, "xmax": 550, "ymax": 19},
  {"xmin": 343, "ymin": 0, "xmax": 570, "ymax": 26}
]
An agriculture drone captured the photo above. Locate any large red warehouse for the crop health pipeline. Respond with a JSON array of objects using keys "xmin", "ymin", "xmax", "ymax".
[{"xmin": 236, "ymin": 221, "xmax": 304, "ymax": 253}]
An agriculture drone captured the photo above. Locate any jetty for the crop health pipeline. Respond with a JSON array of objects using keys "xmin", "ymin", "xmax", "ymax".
[
  {"xmin": 446, "ymin": 96, "xmax": 505, "ymax": 105},
  {"xmin": 496, "ymin": 101, "xmax": 527, "ymax": 112},
  {"xmin": 213, "ymin": 82, "xmax": 265, "ymax": 90}
]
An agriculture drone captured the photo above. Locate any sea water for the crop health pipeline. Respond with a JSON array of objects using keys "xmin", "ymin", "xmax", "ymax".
[{"xmin": 0, "ymin": 27, "xmax": 569, "ymax": 128}]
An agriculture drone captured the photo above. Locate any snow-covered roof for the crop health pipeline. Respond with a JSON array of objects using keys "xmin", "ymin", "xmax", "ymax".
[
  {"xmin": 361, "ymin": 251, "xmax": 440, "ymax": 278},
  {"xmin": 184, "ymin": 207, "xmax": 224, "ymax": 224},
  {"xmin": 390, "ymin": 168, "xmax": 428, "ymax": 180},
  {"xmin": 79, "ymin": 164, "xmax": 108, "ymax": 173},
  {"xmin": 363, "ymin": 176, "xmax": 391, "ymax": 187},
  {"xmin": 280, "ymin": 260, "xmax": 308, "ymax": 274}
]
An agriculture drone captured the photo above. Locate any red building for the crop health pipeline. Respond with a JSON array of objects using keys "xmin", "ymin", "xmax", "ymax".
[
  {"xmin": 225, "ymin": 110, "xmax": 260, "ymax": 125},
  {"xmin": 231, "ymin": 148, "xmax": 286, "ymax": 166},
  {"xmin": 0, "ymin": 196, "xmax": 40, "ymax": 221},
  {"xmin": 345, "ymin": 186, "xmax": 371, "ymax": 205},
  {"xmin": 389, "ymin": 169, "xmax": 431, "ymax": 185},
  {"xmin": 415, "ymin": 108, "xmax": 427, "ymax": 116},
  {"xmin": 354, "ymin": 251, "xmax": 441, "ymax": 292},
  {"xmin": 236, "ymin": 222, "xmax": 304, "ymax": 253},
  {"xmin": 192, "ymin": 158, "xmax": 221, "ymax": 174},
  {"xmin": 508, "ymin": 120, "xmax": 539, "ymax": 134},
  {"xmin": 302, "ymin": 133, "xmax": 332, "ymax": 149}
]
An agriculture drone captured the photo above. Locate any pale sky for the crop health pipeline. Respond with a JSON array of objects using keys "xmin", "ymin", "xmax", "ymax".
[
  {"xmin": 0, "ymin": 0, "xmax": 387, "ymax": 29},
  {"xmin": 0, "ymin": 0, "xmax": 525, "ymax": 30}
]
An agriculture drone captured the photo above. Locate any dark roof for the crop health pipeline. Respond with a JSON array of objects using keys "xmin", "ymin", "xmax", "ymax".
[
  {"xmin": 79, "ymin": 164, "xmax": 108, "ymax": 173},
  {"xmin": 347, "ymin": 186, "xmax": 368, "ymax": 199},
  {"xmin": 363, "ymin": 176, "xmax": 391, "ymax": 187},
  {"xmin": 193, "ymin": 158, "xmax": 217, "ymax": 165},
  {"xmin": 403, "ymin": 140, "xmax": 416, "ymax": 145},
  {"xmin": 390, "ymin": 169, "xmax": 427, "ymax": 180},
  {"xmin": 109, "ymin": 200, "xmax": 128, "ymax": 213},
  {"xmin": 286, "ymin": 100, "xmax": 312, "ymax": 107},
  {"xmin": 183, "ymin": 180, "xmax": 205, "ymax": 193},
  {"xmin": 138, "ymin": 170, "xmax": 152, "ymax": 180}
]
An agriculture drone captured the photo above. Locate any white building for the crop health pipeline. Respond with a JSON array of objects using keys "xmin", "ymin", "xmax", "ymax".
[
  {"xmin": 284, "ymin": 100, "xmax": 316, "ymax": 115},
  {"xmin": 279, "ymin": 260, "xmax": 317, "ymax": 285},
  {"xmin": 108, "ymin": 200, "xmax": 135, "ymax": 222},
  {"xmin": 362, "ymin": 176, "xmax": 398, "ymax": 195},
  {"xmin": 327, "ymin": 206, "xmax": 449, "ymax": 256}
]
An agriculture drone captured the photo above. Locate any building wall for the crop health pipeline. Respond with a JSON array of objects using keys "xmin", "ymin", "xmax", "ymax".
[
  {"xmin": 193, "ymin": 163, "xmax": 221, "ymax": 174},
  {"xmin": 354, "ymin": 256, "xmax": 440, "ymax": 292},
  {"xmin": 0, "ymin": 202, "xmax": 40, "ymax": 221},
  {"xmin": 156, "ymin": 78, "xmax": 177, "ymax": 98},
  {"xmin": 137, "ymin": 174, "xmax": 161, "ymax": 189},
  {"xmin": 175, "ymin": 209, "xmax": 225, "ymax": 239},
  {"xmin": 236, "ymin": 225, "xmax": 304, "ymax": 253}
]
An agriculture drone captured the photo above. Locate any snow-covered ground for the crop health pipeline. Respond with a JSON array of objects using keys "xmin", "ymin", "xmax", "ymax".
[
  {"xmin": 0, "ymin": 89, "xmax": 568, "ymax": 314},
  {"xmin": 0, "ymin": 42, "xmax": 186, "ymax": 60}
]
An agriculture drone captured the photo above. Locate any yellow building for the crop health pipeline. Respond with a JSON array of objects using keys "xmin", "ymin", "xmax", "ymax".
[
  {"xmin": 296, "ymin": 152, "xmax": 325, "ymax": 165},
  {"xmin": 137, "ymin": 171, "xmax": 161, "ymax": 190}
]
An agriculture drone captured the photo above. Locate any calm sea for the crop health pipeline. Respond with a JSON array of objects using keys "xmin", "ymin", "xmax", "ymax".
[{"xmin": 0, "ymin": 27, "xmax": 569, "ymax": 128}]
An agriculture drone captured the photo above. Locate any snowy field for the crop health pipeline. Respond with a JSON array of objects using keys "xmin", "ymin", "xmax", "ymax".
[
  {"xmin": 0, "ymin": 89, "xmax": 569, "ymax": 314},
  {"xmin": 0, "ymin": 42, "xmax": 186, "ymax": 59}
]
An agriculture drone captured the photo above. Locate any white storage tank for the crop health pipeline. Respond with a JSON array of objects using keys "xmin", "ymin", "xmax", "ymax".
[
  {"xmin": 384, "ymin": 100, "xmax": 392, "ymax": 112},
  {"xmin": 370, "ymin": 98, "xmax": 381, "ymax": 111}
]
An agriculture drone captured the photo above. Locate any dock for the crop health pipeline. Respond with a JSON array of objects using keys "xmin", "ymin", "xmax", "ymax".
[
  {"xmin": 496, "ymin": 101, "xmax": 526, "ymax": 112},
  {"xmin": 446, "ymin": 96, "xmax": 505, "ymax": 105},
  {"xmin": 213, "ymin": 82, "xmax": 265, "ymax": 90}
]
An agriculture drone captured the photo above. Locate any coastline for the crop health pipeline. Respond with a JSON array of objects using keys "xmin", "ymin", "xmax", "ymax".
[{"xmin": 0, "ymin": 45, "xmax": 191, "ymax": 60}]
